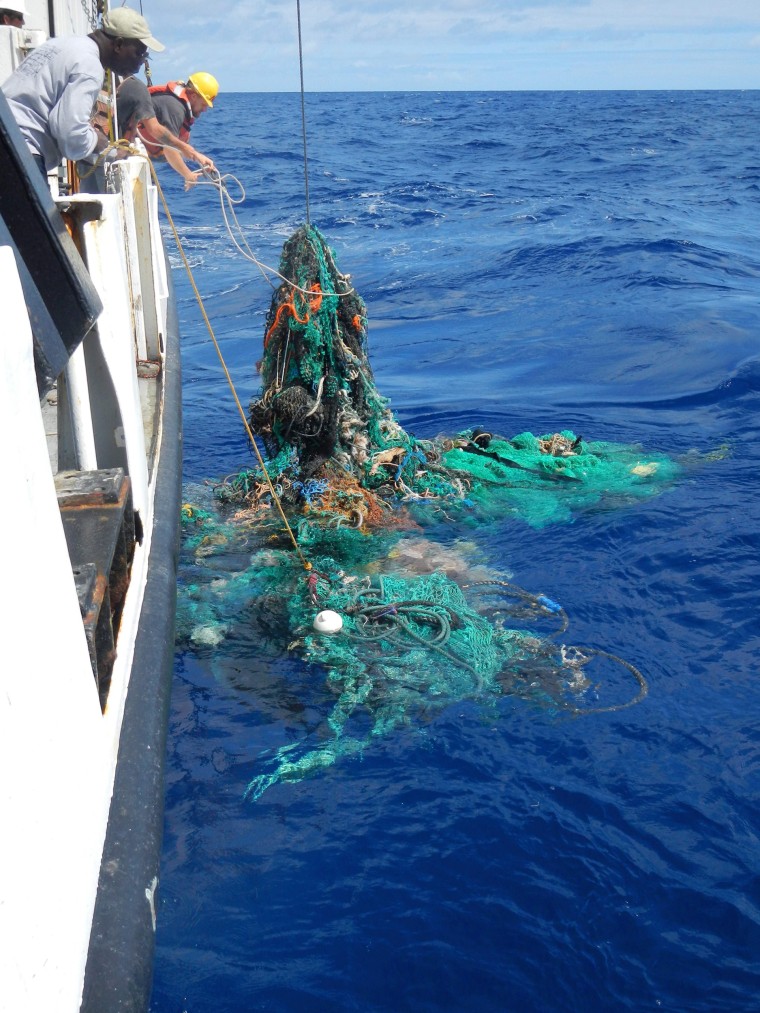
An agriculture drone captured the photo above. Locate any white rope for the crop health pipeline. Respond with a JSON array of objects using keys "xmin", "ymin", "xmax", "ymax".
[
  {"xmin": 134, "ymin": 123, "xmax": 356, "ymax": 300},
  {"xmin": 194, "ymin": 168, "xmax": 358, "ymax": 299}
]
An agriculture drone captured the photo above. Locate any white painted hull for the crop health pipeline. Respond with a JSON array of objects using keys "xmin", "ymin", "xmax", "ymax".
[{"xmin": 0, "ymin": 103, "xmax": 181, "ymax": 1013}]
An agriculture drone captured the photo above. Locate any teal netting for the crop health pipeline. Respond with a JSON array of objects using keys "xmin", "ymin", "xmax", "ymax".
[
  {"xmin": 178, "ymin": 225, "xmax": 723, "ymax": 797},
  {"xmin": 179, "ymin": 489, "xmax": 648, "ymax": 799},
  {"xmin": 237, "ymin": 225, "xmax": 694, "ymax": 530}
]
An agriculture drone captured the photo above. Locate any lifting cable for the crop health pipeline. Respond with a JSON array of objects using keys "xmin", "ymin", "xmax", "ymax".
[{"xmin": 296, "ymin": 0, "xmax": 311, "ymax": 226}]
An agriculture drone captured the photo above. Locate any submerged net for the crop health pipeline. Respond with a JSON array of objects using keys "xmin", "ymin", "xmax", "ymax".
[
  {"xmin": 178, "ymin": 496, "xmax": 648, "ymax": 800},
  {"xmin": 179, "ymin": 224, "xmax": 717, "ymax": 797}
]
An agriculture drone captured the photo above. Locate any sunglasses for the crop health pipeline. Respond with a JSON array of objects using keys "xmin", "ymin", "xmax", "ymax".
[{"xmin": 116, "ymin": 37, "xmax": 148, "ymax": 59}]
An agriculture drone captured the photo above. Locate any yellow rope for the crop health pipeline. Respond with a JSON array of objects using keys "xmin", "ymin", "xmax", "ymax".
[
  {"xmin": 143, "ymin": 153, "xmax": 312, "ymax": 572},
  {"xmin": 81, "ymin": 144, "xmax": 311, "ymax": 567}
]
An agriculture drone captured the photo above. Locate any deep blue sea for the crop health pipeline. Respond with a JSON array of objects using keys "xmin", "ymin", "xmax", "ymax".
[{"xmin": 149, "ymin": 91, "xmax": 760, "ymax": 1012}]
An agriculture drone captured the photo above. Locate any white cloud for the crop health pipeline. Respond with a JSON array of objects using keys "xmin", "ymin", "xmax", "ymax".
[{"xmin": 140, "ymin": 0, "xmax": 760, "ymax": 90}]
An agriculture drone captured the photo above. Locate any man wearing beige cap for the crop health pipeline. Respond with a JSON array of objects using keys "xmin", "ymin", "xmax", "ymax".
[{"xmin": 2, "ymin": 6, "xmax": 163, "ymax": 174}]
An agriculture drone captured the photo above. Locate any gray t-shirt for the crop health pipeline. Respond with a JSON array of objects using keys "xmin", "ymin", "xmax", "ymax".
[
  {"xmin": 3, "ymin": 35, "xmax": 103, "ymax": 168},
  {"xmin": 151, "ymin": 90, "xmax": 189, "ymax": 139},
  {"xmin": 116, "ymin": 75, "xmax": 154, "ymax": 138}
]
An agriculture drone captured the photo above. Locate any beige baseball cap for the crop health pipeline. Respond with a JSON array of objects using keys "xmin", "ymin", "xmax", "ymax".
[{"xmin": 101, "ymin": 7, "xmax": 165, "ymax": 52}]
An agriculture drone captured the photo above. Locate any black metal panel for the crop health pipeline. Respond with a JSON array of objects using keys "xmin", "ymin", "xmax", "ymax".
[
  {"xmin": 0, "ymin": 88, "xmax": 102, "ymax": 395},
  {"xmin": 56, "ymin": 468, "xmax": 137, "ymax": 709}
]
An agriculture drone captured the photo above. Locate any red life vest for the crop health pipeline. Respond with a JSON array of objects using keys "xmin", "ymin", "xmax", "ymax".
[{"xmin": 138, "ymin": 81, "xmax": 195, "ymax": 157}]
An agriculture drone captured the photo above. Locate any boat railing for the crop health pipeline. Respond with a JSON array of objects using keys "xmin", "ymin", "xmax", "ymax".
[
  {"xmin": 1, "ymin": 11, "xmax": 182, "ymax": 1010},
  {"xmin": 2, "ymin": 82, "xmax": 172, "ymax": 710}
]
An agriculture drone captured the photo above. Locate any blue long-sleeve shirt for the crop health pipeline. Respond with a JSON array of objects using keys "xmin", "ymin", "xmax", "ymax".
[{"xmin": 2, "ymin": 35, "xmax": 103, "ymax": 169}]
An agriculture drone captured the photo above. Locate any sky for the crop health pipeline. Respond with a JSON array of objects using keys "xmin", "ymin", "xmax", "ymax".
[{"xmin": 138, "ymin": 1, "xmax": 760, "ymax": 92}]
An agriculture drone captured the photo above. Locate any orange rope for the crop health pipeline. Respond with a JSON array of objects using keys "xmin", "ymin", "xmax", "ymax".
[
  {"xmin": 263, "ymin": 299, "xmax": 294, "ymax": 350},
  {"xmin": 263, "ymin": 283, "xmax": 316, "ymax": 350}
]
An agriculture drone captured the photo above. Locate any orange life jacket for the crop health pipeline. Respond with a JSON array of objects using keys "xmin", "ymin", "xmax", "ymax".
[{"xmin": 138, "ymin": 81, "xmax": 195, "ymax": 157}]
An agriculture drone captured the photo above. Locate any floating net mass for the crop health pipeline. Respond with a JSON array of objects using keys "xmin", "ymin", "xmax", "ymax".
[{"xmin": 178, "ymin": 225, "xmax": 714, "ymax": 798}]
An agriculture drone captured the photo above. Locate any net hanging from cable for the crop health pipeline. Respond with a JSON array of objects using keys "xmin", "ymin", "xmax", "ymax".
[
  {"xmin": 223, "ymin": 224, "xmax": 684, "ymax": 532},
  {"xmin": 174, "ymin": 225, "xmax": 720, "ymax": 796}
]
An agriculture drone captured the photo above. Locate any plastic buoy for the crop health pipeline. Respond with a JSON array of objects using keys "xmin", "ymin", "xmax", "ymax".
[{"xmin": 313, "ymin": 609, "xmax": 343, "ymax": 634}]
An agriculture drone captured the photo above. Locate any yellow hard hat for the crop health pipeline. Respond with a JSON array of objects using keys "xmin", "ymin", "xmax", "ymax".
[{"xmin": 188, "ymin": 72, "xmax": 219, "ymax": 108}]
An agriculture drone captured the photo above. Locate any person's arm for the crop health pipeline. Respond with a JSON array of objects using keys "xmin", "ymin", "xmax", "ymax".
[
  {"xmin": 143, "ymin": 116, "xmax": 216, "ymax": 171},
  {"xmin": 92, "ymin": 122, "xmax": 111, "ymax": 153},
  {"xmin": 162, "ymin": 144, "xmax": 203, "ymax": 189},
  {"xmin": 49, "ymin": 72, "xmax": 102, "ymax": 161}
]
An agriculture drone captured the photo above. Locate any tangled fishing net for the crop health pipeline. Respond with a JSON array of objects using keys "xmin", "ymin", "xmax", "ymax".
[
  {"xmin": 230, "ymin": 225, "xmax": 684, "ymax": 530},
  {"xmin": 179, "ymin": 224, "xmax": 714, "ymax": 798},
  {"xmin": 179, "ymin": 501, "xmax": 648, "ymax": 799}
]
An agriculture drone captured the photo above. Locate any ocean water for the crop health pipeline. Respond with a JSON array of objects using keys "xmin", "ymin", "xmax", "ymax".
[{"xmin": 149, "ymin": 91, "xmax": 760, "ymax": 1012}]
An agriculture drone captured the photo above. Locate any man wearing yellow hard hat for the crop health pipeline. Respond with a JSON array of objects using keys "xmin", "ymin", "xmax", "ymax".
[{"xmin": 136, "ymin": 71, "xmax": 219, "ymax": 188}]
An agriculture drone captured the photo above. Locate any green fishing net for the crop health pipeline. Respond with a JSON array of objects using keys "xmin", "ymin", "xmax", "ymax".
[
  {"xmin": 437, "ymin": 429, "xmax": 683, "ymax": 527},
  {"xmin": 178, "ymin": 224, "xmax": 719, "ymax": 797},
  {"xmin": 178, "ymin": 495, "xmax": 647, "ymax": 799},
  {"xmin": 239, "ymin": 225, "xmax": 685, "ymax": 530}
]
